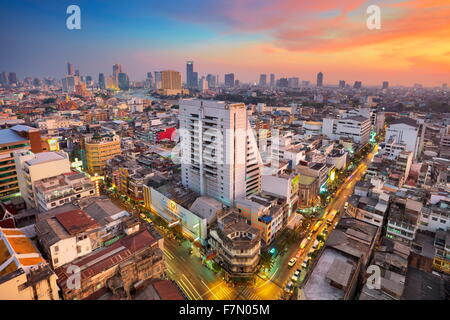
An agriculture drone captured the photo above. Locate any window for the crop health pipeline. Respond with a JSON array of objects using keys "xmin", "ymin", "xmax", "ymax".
[
  {"xmin": 77, "ymin": 246, "xmax": 81, "ymax": 254},
  {"xmin": 54, "ymin": 245, "xmax": 59, "ymax": 252},
  {"xmin": 53, "ymin": 258, "xmax": 59, "ymax": 265}
]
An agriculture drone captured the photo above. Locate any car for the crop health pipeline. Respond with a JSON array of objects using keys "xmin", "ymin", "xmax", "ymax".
[
  {"xmin": 344, "ymin": 202, "xmax": 349, "ymax": 210},
  {"xmin": 288, "ymin": 258, "xmax": 297, "ymax": 268},
  {"xmin": 284, "ymin": 282, "xmax": 294, "ymax": 294},
  {"xmin": 291, "ymin": 269, "xmax": 301, "ymax": 282},
  {"xmin": 301, "ymin": 258, "xmax": 310, "ymax": 269}
]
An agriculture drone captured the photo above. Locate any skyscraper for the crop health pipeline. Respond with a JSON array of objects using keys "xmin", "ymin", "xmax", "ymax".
[
  {"xmin": 186, "ymin": 61, "xmax": 196, "ymax": 89},
  {"xmin": 259, "ymin": 74, "xmax": 267, "ymax": 86},
  {"xmin": 179, "ymin": 99, "xmax": 262, "ymax": 206},
  {"xmin": 382, "ymin": 81, "xmax": 389, "ymax": 89},
  {"xmin": 354, "ymin": 81, "xmax": 362, "ymax": 89},
  {"xmin": 98, "ymin": 73, "xmax": 105, "ymax": 89},
  {"xmin": 288, "ymin": 77, "xmax": 299, "ymax": 88},
  {"xmin": 0, "ymin": 72, "xmax": 8, "ymax": 85},
  {"xmin": 206, "ymin": 74, "xmax": 216, "ymax": 88},
  {"xmin": 146, "ymin": 72, "xmax": 154, "ymax": 88},
  {"xmin": 270, "ymin": 73, "xmax": 275, "ymax": 87},
  {"xmin": 316, "ymin": 72, "xmax": 323, "ymax": 87},
  {"xmin": 7, "ymin": 72, "xmax": 17, "ymax": 85},
  {"xmin": 154, "ymin": 71, "xmax": 162, "ymax": 89},
  {"xmin": 67, "ymin": 62, "xmax": 74, "ymax": 76},
  {"xmin": 224, "ymin": 73, "xmax": 235, "ymax": 87},
  {"xmin": 112, "ymin": 63, "xmax": 122, "ymax": 86},
  {"xmin": 75, "ymin": 69, "xmax": 80, "ymax": 77},
  {"xmin": 339, "ymin": 80, "xmax": 346, "ymax": 88},
  {"xmin": 118, "ymin": 72, "xmax": 129, "ymax": 90}
]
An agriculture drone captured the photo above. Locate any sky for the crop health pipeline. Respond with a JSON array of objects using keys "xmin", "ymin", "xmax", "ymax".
[{"xmin": 0, "ymin": 0, "xmax": 449, "ymax": 86}]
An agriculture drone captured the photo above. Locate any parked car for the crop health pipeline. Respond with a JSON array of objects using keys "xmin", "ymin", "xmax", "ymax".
[
  {"xmin": 301, "ymin": 258, "xmax": 310, "ymax": 269},
  {"xmin": 291, "ymin": 269, "xmax": 301, "ymax": 282},
  {"xmin": 284, "ymin": 281, "xmax": 294, "ymax": 294},
  {"xmin": 288, "ymin": 258, "xmax": 297, "ymax": 268}
]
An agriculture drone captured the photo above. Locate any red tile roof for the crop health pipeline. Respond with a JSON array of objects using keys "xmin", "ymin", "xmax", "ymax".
[{"xmin": 152, "ymin": 280, "xmax": 185, "ymax": 300}]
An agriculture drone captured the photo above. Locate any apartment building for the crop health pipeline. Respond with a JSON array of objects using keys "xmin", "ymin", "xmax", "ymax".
[
  {"xmin": 235, "ymin": 193, "xmax": 288, "ymax": 246},
  {"xmin": 14, "ymin": 151, "xmax": 72, "ymax": 209},
  {"xmin": 0, "ymin": 125, "xmax": 43, "ymax": 199},
  {"xmin": 386, "ymin": 189, "xmax": 425, "ymax": 245},
  {"xmin": 383, "ymin": 119, "xmax": 420, "ymax": 159},
  {"xmin": 84, "ymin": 133, "xmax": 121, "ymax": 175},
  {"xmin": 322, "ymin": 116, "xmax": 371, "ymax": 145},
  {"xmin": 34, "ymin": 172, "xmax": 96, "ymax": 212},
  {"xmin": 179, "ymin": 99, "xmax": 263, "ymax": 206}
]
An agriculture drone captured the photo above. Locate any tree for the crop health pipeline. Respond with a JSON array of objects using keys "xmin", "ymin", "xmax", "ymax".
[{"xmin": 259, "ymin": 251, "xmax": 274, "ymax": 272}]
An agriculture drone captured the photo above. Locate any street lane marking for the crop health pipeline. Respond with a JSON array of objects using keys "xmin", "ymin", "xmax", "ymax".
[
  {"xmin": 182, "ymin": 274, "xmax": 203, "ymax": 300},
  {"xmin": 179, "ymin": 278, "xmax": 198, "ymax": 300},
  {"xmin": 200, "ymin": 280, "xmax": 220, "ymax": 300}
]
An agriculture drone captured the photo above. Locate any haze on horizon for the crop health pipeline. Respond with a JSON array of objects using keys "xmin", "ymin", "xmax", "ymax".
[{"xmin": 1, "ymin": 0, "xmax": 449, "ymax": 87}]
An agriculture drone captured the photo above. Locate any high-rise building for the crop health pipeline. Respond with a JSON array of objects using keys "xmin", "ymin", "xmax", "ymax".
[
  {"xmin": 186, "ymin": 61, "xmax": 197, "ymax": 89},
  {"xmin": 74, "ymin": 69, "xmax": 80, "ymax": 77},
  {"xmin": 157, "ymin": 70, "xmax": 184, "ymax": 95},
  {"xmin": 339, "ymin": 80, "xmax": 346, "ymax": 88},
  {"xmin": 193, "ymin": 72, "xmax": 198, "ymax": 89},
  {"xmin": 382, "ymin": 81, "xmax": 389, "ymax": 89},
  {"xmin": 288, "ymin": 77, "xmax": 299, "ymax": 88},
  {"xmin": 98, "ymin": 73, "xmax": 105, "ymax": 89},
  {"xmin": 179, "ymin": 99, "xmax": 263, "ymax": 206},
  {"xmin": 84, "ymin": 133, "xmax": 121, "ymax": 175},
  {"xmin": 224, "ymin": 73, "xmax": 235, "ymax": 87},
  {"xmin": 0, "ymin": 72, "xmax": 8, "ymax": 86},
  {"xmin": 146, "ymin": 72, "xmax": 154, "ymax": 88},
  {"xmin": 112, "ymin": 63, "xmax": 122, "ymax": 86},
  {"xmin": 206, "ymin": 74, "xmax": 216, "ymax": 88},
  {"xmin": 67, "ymin": 62, "xmax": 74, "ymax": 76},
  {"xmin": 278, "ymin": 78, "xmax": 288, "ymax": 87},
  {"xmin": 8, "ymin": 73, "xmax": 17, "ymax": 85},
  {"xmin": 154, "ymin": 71, "xmax": 162, "ymax": 89},
  {"xmin": 316, "ymin": 72, "xmax": 323, "ymax": 87},
  {"xmin": 199, "ymin": 77, "xmax": 208, "ymax": 91},
  {"xmin": 259, "ymin": 74, "xmax": 267, "ymax": 86},
  {"xmin": 354, "ymin": 81, "xmax": 362, "ymax": 89},
  {"xmin": 118, "ymin": 72, "xmax": 129, "ymax": 90},
  {"xmin": 270, "ymin": 73, "xmax": 275, "ymax": 87},
  {"xmin": 0, "ymin": 125, "xmax": 43, "ymax": 199}
]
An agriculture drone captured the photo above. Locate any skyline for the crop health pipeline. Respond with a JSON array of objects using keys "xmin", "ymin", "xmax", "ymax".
[{"xmin": 1, "ymin": 0, "xmax": 450, "ymax": 86}]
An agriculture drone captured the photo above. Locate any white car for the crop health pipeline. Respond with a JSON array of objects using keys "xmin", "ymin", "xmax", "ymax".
[
  {"xmin": 301, "ymin": 258, "xmax": 310, "ymax": 269},
  {"xmin": 291, "ymin": 269, "xmax": 301, "ymax": 282},
  {"xmin": 288, "ymin": 258, "xmax": 297, "ymax": 268}
]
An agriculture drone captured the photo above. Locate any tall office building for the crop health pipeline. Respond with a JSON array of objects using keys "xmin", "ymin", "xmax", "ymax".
[
  {"xmin": 206, "ymin": 74, "xmax": 216, "ymax": 88},
  {"xmin": 259, "ymin": 74, "xmax": 267, "ymax": 86},
  {"xmin": 112, "ymin": 63, "xmax": 122, "ymax": 86},
  {"xmin": 382, "ymin": 81, "xmax": 389, "ymax": 89},
  {"xmin": 288, "ymin": 77, "xmax": 299, "ymax": 88},
  {"xmin": 0, "ymin": 72, "xmax": 8, "ymax": 86},
  {"xmin": 8, "ymin": 73, "xmax": 17, "ymax": 85},
  {"xmin": 224, "ymin": 73, "xmax": 235, "ymax": 87},
  {"xmin": 67, "ymin": 63, "xmax": 74, "ymax": 76},
  {"xmin": 146, "ymin": 72, "xmax": 154, "ymax": 88},
  {"xmin": 186, "ymin": 61, "xmax": 197, "ymax": 89},
  {"xmin": 354, "ymin": 81, "xmax": 362, "ymax": 89},
  {"xmin": 270, "ymin": 73, "xmax": 275, "ymax": 87},
  {"xmin": 339, "ymin": 80, "xmax": 346, "ymax": 88},
  {"xmin": 316, "ymin": 72, "xmax": 323, "ymax": 87},
  {"xmin": 98, "ymin": 73, "xmax": 105, "ymax": 89},
  {"xmin": 179, "ymin": 99, "xmax": 263, "ymax": 206},
  {"xmin": 161, "ymin": 70, "xmax": 181, "ymax": 89},
  {"xmin": 154, "ymin": 71, "xmax": 162, "ymax": 89},
  {"xmin": 118, "ymin": 72, "xmax": 129, "ymax": 90}
]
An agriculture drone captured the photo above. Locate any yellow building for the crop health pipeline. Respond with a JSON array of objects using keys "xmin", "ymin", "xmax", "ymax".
[
  {"xmin": 0, "ymin": 228, "xmax": 59, "ymax": 300},
  {"xmin": 85, "ymin": 133, "xmax": 121, "ymax": 175},
  {"xmin": 157, "ymin": 70, "xmax": 188, "ymax": 95}
]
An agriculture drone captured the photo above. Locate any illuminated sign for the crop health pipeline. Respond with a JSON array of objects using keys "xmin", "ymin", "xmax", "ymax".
[{"xmin": 168, "ymin": 200, "xmax": 177, "ymax": 213}]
